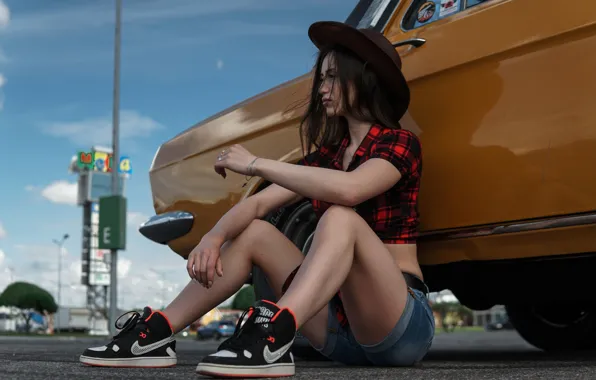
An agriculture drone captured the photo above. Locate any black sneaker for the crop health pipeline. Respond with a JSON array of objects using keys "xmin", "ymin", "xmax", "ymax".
[
  {"xmin": 196, "ymin": 300, "xmax": 297, "ymax": 378},
  {"xmin": 80, "ymin": 306, "xmax": 176, "ymax": 368}
]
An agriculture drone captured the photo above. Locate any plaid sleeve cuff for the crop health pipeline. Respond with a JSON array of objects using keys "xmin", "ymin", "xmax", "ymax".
[{"xmin": 369, "ymin": 130, "xmax": 421, "ymax": 178}]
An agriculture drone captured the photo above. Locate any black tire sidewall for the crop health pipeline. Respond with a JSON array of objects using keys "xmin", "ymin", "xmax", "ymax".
[
  {"xmin": 253, "ymin": 200, "xmax": 316, "ymax": 302},
  {"xmin": 251, "ymin": 200, "xmax": 328, "ymax": 361},
  {"xmin": 506, "ymin": 303, "xmax": 596, "ymax": 351}
]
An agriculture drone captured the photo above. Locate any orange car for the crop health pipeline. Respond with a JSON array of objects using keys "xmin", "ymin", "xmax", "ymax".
[{"xmin": 140, "ymin": 0, "xmax": 596, "ymax": 355}]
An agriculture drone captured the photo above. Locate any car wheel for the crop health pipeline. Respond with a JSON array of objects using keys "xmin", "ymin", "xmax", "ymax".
[
  {"xmin": 506, "ymin": 303, "xmax": 596, "ymax": 351},
  {"xmin": 253, "ymin": 200, "xmax": 317, "ymax": 302},
  {"xmin": 253, "ymin": 200, "xmax": 328, "ymax": 361}
]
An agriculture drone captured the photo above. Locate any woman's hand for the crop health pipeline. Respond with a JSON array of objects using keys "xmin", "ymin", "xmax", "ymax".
[
  {"xmin": 214, "ymin": 144, "xmax": 259, "ymax": 179},
  {"xmin": 186, "ymin": 235, "xmax": 224, "ymax": 288}
]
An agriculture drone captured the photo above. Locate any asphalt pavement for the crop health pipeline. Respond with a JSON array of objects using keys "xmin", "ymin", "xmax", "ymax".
[{"xmin": 2, "ymin": 330, "xmax": 596, "ymax": 379}]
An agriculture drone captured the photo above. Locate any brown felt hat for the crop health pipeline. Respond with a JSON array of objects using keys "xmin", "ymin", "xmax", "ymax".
[{"xmin": 308, "ymin": 21, "xmax": 410, "ymax": 120}]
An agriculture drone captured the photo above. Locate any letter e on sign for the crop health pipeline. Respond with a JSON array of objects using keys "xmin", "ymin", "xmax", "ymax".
[{"xmin": 102, "ymin": 227, "xmax": 111, "ymax": 245}]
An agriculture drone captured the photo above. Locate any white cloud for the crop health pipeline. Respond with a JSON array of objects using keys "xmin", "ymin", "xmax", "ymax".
[
  {"xmin": 43, "ymin": 110, "xmax": 163, "ymax": 146},
  {"xmin": 6, "ymin": 244, "xmax": 85, "ymax": 307},
  {"xmin": 0, "ymin": 0, "xmax": 9, "ymax": 29},
  {"xmin": 127, "ymin": 212, "xmax": 149, "ymax": 228},
  {"xmin": 3, "ymin": 243, "xmax": 187, "ymax": 310},
  {"xmin": 25, "ymin": 185, "xmax": 36, "ymax": 192},
  {"xmin": 1, "ymin": 238, "xmax": 246, "ymax": 312},
  {"xmin": 216, "ymin": 59, "xmax": 224, "ymax": 70},
  {"xmin": 0, "ymin": 73, "xmax": 5, "ymax": 87},
  {"xmin": 117, "ymin": 257, "xmax": 132, "ymax": 279},
  {"xmin": 0, "ymin": 249, "xmax": 11, "ymax": 291},
  {"xmin": 0, "ymin": 221, "xmax": 5, "ymax": 239},
  {"xmin": 14, "ymin": 244, "xmax": 70, "ymax": 265},
  {"xmin": 40, "ymin": 180, "xmax": 78, "ymax": 206}
]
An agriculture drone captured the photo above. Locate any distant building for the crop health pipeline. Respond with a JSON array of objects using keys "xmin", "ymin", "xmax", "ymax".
[
  {"xmin": 0, "ymin": 309, "xmax": 17, "ymax": 332},
  {"xmin": 472, "ymin": 305, "xmax": 507, "ymax": 326},
  {"xmin": 428, "ymin": 290, "xmax": 458, "ymax": 303}
]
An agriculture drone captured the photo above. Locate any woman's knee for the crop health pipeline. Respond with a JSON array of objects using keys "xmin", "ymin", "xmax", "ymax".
[
  {"xmin": 235, "ymin": 219, "xmax": 277, "ymax": 247},
  {"xmin": 319, "ymin": 205, "xmax": 358, "ymax": 229}
]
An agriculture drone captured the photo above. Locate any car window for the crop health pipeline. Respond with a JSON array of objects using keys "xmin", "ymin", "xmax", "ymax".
[
  {"xmin": 465, "ymin": 0, "xmax": 490, "ymax": 8},
  {"xmin": 345, "ymin": 0, "xmax": 402, "ymax": 32},
  {"xmin": 402, "ymin": 0, "xmax": 493, "ymax": 30}
]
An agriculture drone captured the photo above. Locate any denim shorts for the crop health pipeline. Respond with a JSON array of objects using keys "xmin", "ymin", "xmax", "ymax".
[{"xmin": 310, "ymin": 287, "xmax": 435, "ymax": 366}]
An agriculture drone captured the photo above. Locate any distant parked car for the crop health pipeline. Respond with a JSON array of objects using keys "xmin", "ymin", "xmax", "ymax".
[
  {"xmin": 485, "ymin": 318, "xmax": 514, "ymax": 331},
  {"xmin": 196, "ymin": 320, "xmax": 236, "ymax": 341}
]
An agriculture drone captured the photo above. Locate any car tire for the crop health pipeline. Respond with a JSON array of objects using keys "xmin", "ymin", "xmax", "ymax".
[
  {"xmin": 253, "ymin": 200, "xmax": 328, "ymax": 361},
  {"xmin": 253, "ymin": 200, "xmax": 318, "ymax": 302},
  {"xmin": 506, "ymin": 303, "xmax": 596, "ymax": 351}
]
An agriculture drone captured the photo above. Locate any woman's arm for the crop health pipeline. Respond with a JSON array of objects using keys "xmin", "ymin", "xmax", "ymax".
[
  {"xmin": 213, "ymin": 130, "xmax": 420, "ymax": 207},
  {"xmin": 253, "ymin": 158, "xmax": 402, "ymax": 207},
  {"xmin": 203, "ymin": 183, "xmax": 303, "ymax": 246},
  {"xmin": 253, "ymin": 130, "xmax": 422, "ymax": 206}
]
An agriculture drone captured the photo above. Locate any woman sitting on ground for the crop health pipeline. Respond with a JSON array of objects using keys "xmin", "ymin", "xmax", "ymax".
[{"xmin": 79, "ymin": 20, "xmax": 435, "ymax": 378}]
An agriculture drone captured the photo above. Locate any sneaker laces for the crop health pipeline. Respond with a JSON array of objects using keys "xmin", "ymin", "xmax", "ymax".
[
  {"xmin": 218, "ymin": 308, "xmax": 272, "ymax": 352},
  {"xmin": 112, "ymin": 310, "xmax": 145, "ymax": 340}
]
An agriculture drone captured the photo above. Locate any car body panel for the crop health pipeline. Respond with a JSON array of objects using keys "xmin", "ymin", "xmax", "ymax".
[{"xmin": 392, "ymin": 0, "xmax": 596, "ymax": 231}]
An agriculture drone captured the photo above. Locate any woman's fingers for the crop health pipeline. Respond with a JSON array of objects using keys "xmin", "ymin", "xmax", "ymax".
[
  {"xmin": 216, "ymin": 257, "xmax": 223, "ymax": 277},
  {"xmin": 214, "ymin": 162, "xmax": 227, "ymax": 178},
  {"xmin": 199, "ymin": 250, "xmax": 209, "ymax": 286},
  {"xmin": 206, "ymin": 253, "xmax": 216, "ymax": 287},
  {"xmin": 186, "ymin": 253, "xmax": 196, "ymax": 280}
]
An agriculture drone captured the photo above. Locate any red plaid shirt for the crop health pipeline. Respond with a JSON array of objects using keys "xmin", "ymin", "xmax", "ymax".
[{"xmin": 298, "ymin": 123, "xmax": 422, "ymax": 244}]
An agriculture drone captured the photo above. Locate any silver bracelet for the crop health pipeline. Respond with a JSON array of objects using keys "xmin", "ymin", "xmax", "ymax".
[{"xmin": 245, "ymin": 157, "xmax": 259, "ymax": 181}]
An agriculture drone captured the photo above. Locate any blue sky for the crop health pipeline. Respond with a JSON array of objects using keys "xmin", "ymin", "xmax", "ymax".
[{"xmin": 0, "ymin": 0, "xmax": 359, "ymax": 309}]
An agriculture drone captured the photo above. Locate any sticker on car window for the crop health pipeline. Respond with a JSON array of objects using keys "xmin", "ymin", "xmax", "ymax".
[
  {"xmin": 417, "ymin": 1, "xmax": 436, "ymax": 23},
  {"xmin": 439, "ymin": 0, "xmax": 460, "ymax": 18}
]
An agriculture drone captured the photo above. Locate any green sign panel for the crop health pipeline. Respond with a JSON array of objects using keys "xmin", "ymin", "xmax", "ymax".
[{"xmin": 98, "ymin": 195, "xmax": 127, "ymax": 250}]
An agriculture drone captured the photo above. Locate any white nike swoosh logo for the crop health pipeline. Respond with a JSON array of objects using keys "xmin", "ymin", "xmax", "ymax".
[
  {"xmin": 262, "ymin": 340, "xmax": 293, "ymax": 364},
  {"xmin": 130, "ymin": 336, "xmax": 174, "ymax": 356}
]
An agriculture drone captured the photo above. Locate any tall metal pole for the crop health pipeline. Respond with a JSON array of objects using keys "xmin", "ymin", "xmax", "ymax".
[
  {"xmin": 53, "ymin": 234, "xmax": 69, "ymax": 334},
  {"xmin": 109, "ymin": 0, "xmax": 122, "ymax": 335},
  {"xmin": 57, "ymin": 241, "xmax": 61, "ymax": 333}
]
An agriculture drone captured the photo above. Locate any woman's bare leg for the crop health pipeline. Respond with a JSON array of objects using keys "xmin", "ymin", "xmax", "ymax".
[
  {"xmin": 162, "ymin": 219, "xmax": 329, "ymax": 347},
  {"xmin": 277, "ymin": 205, "xmax": 410, "ymax": 345}
]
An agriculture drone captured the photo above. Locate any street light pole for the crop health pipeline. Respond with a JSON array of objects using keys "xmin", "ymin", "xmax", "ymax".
[
  {"xmin": 7, "ymin": 266, "xmax": 15, "ymax": 320},
  {"xmin": 52, "ymin": 233, "xmax": 69, "ymax": 334},
  {"xmin": 109, "ymin": 0, "xmax": 122, "ymax": 335}
]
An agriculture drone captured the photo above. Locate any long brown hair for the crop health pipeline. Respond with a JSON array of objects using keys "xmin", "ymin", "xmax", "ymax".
[{"xmin": 298, "ymin": 44, "xmax": 405, "ymax": 156}]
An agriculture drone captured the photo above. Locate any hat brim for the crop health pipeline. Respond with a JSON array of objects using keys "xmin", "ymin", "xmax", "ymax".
[{"xmin": 308, "ymin": 21, "xmax": 409, "ymax": 119}]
